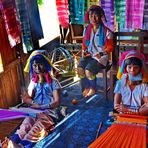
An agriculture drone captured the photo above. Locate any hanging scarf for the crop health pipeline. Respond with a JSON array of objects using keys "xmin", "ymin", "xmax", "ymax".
[
  {"xmin": 15, "ymin": 0, "xmax": 44, "ymax": 53},
  {"xmin": 126, "ymin": 0, "xmax": 145, "ymax": 29},
  {"xmin": 56, "ymin": 0, "xmax": 69, "ymax": 28},
  {"xmin": 0, "ymin": 0, "xmax": 21, "ymax": 47},
  {"xmin": 114, "ymin": 0, "xmax": 126, "ymax": 30},
  {"xmin": 69, "ymin": 0, "xmax": 85, "ymax": 25},
  {"xmin": 143, "ymin": 0, "xmax": 148, "ymax": 29},
  {"xmin": 100, "ymin": 0, "xmax": 114, "ymax": 31},
  {"xmin": 83, "ymin": 23, "xmax": 106, "ymax": 49},
  {"xmin": 86, "ymin": 0, "xmax": 100, "ymax": 12}
]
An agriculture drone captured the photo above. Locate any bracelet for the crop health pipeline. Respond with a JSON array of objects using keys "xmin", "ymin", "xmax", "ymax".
[
  {"xmin": 31, "ymin": 100, "xmax": 35, "ymax": 105},
  {"xmin": 125, "ymin": 108, "xmax": 139, "ymax": 114},
  {"xmin": 40, "ymin": 104, "xmax": 51, "ymax": 109}
]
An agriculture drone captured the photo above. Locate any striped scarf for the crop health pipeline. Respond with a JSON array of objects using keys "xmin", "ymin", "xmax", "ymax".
[
  {"xmin": 69, "ymin": 0, "xmax": 85, "ymax": 25},
  {"xmin": 101, "ymin": 0, "xmax": 114, "ymax": 31},
  {"xmin": 56, "ymin": 0, "xmax": 69, "ymax": 29},
  {"xmin": 0, "ymin": 0, "xmax": 21, "ymax": 47},
  {"xmin": 86, "ymin": 0, "xmax": 100, "ymax": 11},
  {"xmin": 143, "ymin": 0, "xmax": 148, "ymax": 29},
  {"xmin": 126, "ymin": 0, "xmax": 145, "ymax": 29},
  {"xmin": 83, "ymin": 23, "xmax": 106, "ymax": 48},
  {"xmin": 15, "ymin": 0, "xmax": 44, "ymax": 53},
  {"xmin": 114, "ymin": 0, "xmax": 126, "ymax": 30}
]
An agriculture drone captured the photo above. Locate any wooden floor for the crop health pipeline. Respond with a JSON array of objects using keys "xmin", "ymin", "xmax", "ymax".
[{"xmin": 0, "ymin": 119, "xmax": 23, "ymax": 141}]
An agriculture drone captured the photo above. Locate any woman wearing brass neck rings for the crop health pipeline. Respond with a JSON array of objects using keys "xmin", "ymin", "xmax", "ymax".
[{"xmin": 77, "ymin": 5, "xmax": 114, "ymax": 97}]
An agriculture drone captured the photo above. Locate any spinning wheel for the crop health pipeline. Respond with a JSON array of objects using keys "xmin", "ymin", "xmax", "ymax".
[{"xmin": 48, "ymin": 47, "xmax": 75, "ymax": 78}]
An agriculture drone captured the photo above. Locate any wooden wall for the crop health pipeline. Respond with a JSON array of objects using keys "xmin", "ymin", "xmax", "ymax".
[
  {"xmin": 0, "ymin": 17, "xmax": 26, "ymax": 108},
  {"xmin": 0, "ymin": 15, "xmax": 60, "ymax": 108}
]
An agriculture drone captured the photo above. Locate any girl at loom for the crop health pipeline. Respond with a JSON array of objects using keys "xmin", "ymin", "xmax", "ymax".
[
  {"xmin": 2, "ymin": 50, "xmax": 61, "ymax": 148},
  {"xmin": 114, "ymin": 50, "xmax": 148, "ymax": 115},
  {"xmin": 77, "ymin": 5, "xmax": 114, "ymax": 97}
]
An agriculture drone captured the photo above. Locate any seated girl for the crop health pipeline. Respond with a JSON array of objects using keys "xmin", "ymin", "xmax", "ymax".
[
  {"xmin": 2, "ymin": 50, "xmax": 61, "ymax": 148},
  {"xmin": 114, "ymin": 50, "xmax": 148, "ymax": 115}
]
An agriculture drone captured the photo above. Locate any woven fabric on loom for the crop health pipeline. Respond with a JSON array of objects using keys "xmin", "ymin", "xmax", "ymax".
[
  {"xmin": 56, "ymin": 0, "xmax": 69, "ymax": 29},
  {"xmin": 143, "ymin": 0, "xmax": 148, "ymax": 29},
  {"xmin": 116, "ymin": 116, "xmax": 147, "ymax": 125},
  {"xmin": 0, "ymin": 109, "xmax": 27, "ymax": 121},
  {"xmin": 0, "ymin": 0, "xmax": 21, "ymax": 47},
  {"xmin": 100, "ymin": 0, "xmax": 114, "ymax": 31},
  {"xmin": 69, "ymin": 0, "xmax": 85, "ymax": 25},
  {"xmin": 126, "ymin": 0, "xmax": 145, "ymax": 29},
  {"xmin": 88, "ymin": 123, "xmax": 147, "ymax": 148},
  {"xmin": 114, "ymin": 0, "xmax": 126, "ymax": 30}
]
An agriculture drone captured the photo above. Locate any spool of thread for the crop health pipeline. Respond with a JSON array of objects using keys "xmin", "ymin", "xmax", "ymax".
[
  {"xmin": 72, "ymin": 99, "xmax": 78, "ymax": 105},
  {"xmin": 62, "ymin": 90, "xmax": 68, "ymax": 97}
]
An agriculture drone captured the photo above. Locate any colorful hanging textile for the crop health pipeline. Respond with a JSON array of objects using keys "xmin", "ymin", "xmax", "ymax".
[
  {"xmin": 0, "ymin": 0, "xmax": 21, "ymax": 47},
  {"xmin": 114, "ymin": 0, "xmax": 126, "ymax": 31},
  {"xmin": 86, "ymin": 0, "xmax": 100, "ymax": 11},
  {"xmin": 69, "ymin": 0, "xmax": 85, "ymax": 25},
  {"xmin": 100, "ymin": 0, "xmax": 114, "ymax": 31},
  {"xmin": 26, "ymin": 0, "xmax": 44, "ymax": 42},
  {"xmin": 56, "ymin": 0, "xmax": 69, "ymax": 29},
  {"xmin": 15, "ymin": 0, "xmax": 44, "ymax": 53},
  {"xmin": 15, "ymin": 0, "xmax": 33, "ymax": 53},
  {"xmin": 143, "ymin": 0, "xmax": 148, "ymax": 29},
  {"xmin": 126, "ymin": 0, "xmax": 145, "ymax": 29}
]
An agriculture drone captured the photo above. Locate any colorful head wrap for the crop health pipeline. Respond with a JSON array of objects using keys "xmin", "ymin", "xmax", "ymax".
[
  {"xmin": 24, "ymin": 50, "xmax": 52, "ymax": 75},
  {"xmin": 117, "ymin": 50, "xmax": 145, "ymax": 79},
  {"xmin": 24, "ymin": 50, "xmax": 53, "ymax": 83}
]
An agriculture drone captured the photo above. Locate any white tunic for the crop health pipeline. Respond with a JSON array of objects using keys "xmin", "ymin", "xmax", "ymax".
[
  {"xmin": 114, "ymin": 74, "xmax": 148, "ymax": 108},
  {"xmin": 87, "ymin": 28, "xmax": 112, "ymax": 66}
]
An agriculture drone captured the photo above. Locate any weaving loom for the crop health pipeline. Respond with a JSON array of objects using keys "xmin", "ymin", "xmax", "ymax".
[
  {"xmin": 88, "ymin": 114, "xmax": 148, "ymax": 148},
  {"xmin": 0, "ymin": 109, "xmax": 28, "ymax": 121},
  {"xmin": 0, "ymin": 107, "xmax": 47, "ymax": 121}
]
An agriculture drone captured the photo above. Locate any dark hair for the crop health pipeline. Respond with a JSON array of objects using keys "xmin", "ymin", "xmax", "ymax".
[
  {"xmin": 33, "ymin": 58, "xmax": 44, "ymax": 64},
  {"xmin": 89, "ymin": 6, "xmax": 106, "ymax": 20},
  {"xmin": 124, "ymin": 57, "xmax": 142, "ymax": 68}
]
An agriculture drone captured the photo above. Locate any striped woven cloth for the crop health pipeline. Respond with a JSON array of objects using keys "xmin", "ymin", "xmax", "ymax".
[
  {"xmin": 56, "ymin": 0, "xmax": 69, "ymax": 29},
  {"xmin": 126, "ymin": 0, "xmax": 145, "ymax": 29},
  {"xmin": 0, "ymin": 0, "xmax": 21, "ymax": 47},
  {"xmin": 15, "ymin": 0, "xmax": 44, "ymax": 53},
  {"xmin": 101, "ymin": 0, "xmax": 114, "ymax": 31},
  {"xmin": 69, "ymin": 0, "xmax": 85, "ymax": 25},
  {"xmin": 86, "ymin": 0, "xmax": 100, "ymax": 11},
  {"xmin": 143, "ymin": 0, "xmax": 148, "ymax": 29},
  {"xmin": 114, "ymin": 0, "xmax": 126, "ymax": 30},
  {"xmin": 15, "ymin": 0, "xmax": 33, "ymax": 53}
]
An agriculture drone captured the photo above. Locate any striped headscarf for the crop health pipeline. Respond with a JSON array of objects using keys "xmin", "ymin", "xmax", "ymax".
[
  {"xmin": 24, "ymin": 50, "xmax": 52, "ymax": 75},
  {"xmin": 24, "ymin": 50, "xmax": 53, "ymax": 83},
  {"xmin": 117, "ymin": 50, "xmax": 145, "ymax": 79}
]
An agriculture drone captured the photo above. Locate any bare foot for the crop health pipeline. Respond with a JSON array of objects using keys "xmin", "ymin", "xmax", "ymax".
[
  {"xmin": 2, "ymin": 137, "xmax": 21, "ymax": 148},
  {"xmin": 86, "ymin": 89, "xmax": 96, "ymax": 97},
  {"xmin": 83, "ymin": 88, "xmax": 90, "ymax": 97}
]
